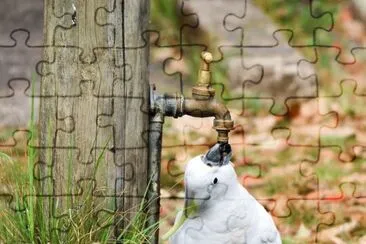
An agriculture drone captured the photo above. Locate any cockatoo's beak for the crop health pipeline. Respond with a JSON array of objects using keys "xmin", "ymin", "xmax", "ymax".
[{"xmin": 203, "ymin": 142, "xmax": 232, "ymax": 166}]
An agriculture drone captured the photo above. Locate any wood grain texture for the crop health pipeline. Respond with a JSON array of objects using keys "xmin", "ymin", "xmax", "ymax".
[{"xmin": 39, "ymin": 0, "xmax": 150, "ymax": 235}]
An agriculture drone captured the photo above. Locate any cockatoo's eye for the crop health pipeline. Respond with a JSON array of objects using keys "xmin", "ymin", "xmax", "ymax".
[{"xmin": 213, "ymin": 177, "xmax": 218, "ymax": 184}]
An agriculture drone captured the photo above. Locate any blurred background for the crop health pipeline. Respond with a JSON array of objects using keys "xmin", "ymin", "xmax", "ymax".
[{"xmin": 0, "ymin": 0, "xmax": 365, "ymax": 243}]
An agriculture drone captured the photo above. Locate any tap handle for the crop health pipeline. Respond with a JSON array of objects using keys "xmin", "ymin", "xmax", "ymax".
[
  {"xmin": 201, "ymin": 52, "xmax": 213, "ymax": 71},
  {"xmin": 193, "ymin": 52, "xmax": 215, "ymax": 99},
  {"xmin": 197, "ymin": 51, "xmax": 213, "ymax": 86}
]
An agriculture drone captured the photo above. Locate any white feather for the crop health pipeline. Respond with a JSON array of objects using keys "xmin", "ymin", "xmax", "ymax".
[{"xmin": 169, "ymin": 155, "xmax": 282, "ymax": 244}]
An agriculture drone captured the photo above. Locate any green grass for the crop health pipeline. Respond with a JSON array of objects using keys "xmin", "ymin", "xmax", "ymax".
[
  {"xmin": 282, "ymin": 236, "xmax": 298, "ymax": 244},
  {"xmin": 284, "ymin": 204, "xmax": 316, "ymax": 228},
  {"xmin": 253, "ymin": 0, "xmax": 343, "ymax": 95},
  {"xmin": 0, "ymin": 78, "xmax": 159, "ymax": 243},
  {"xmin": 320, "ymin": 135, "xmax": 357, "ymax": 155},
  {"xmin": 243, "ymin": 97, "xmax": 264, "ymax": 115},
  {"xmin": 0, "ymin": 128, "xmax": 16, "ymax": 142},
  {"xmin": 151, "ymin": 0, "xmax": 180, "ymax": 42},
  {"xmin": 253, "ymin": 0, "xmax": 341, "ymax": 46},
  {"xmin": 315, "ymin": 164, "xmax": 343, "ymax": 183},
  {"xmin": 263, "ymin": 176, "xmax": 289, "ymax": 195},
  {"xmin": 235, "ymin": 164, "xmax": 261, "ymax": 178}
]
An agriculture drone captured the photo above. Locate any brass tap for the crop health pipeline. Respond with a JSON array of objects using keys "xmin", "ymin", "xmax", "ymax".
[
  {"xmin": 148, "ymin": 52, "xmax": 235, "ymax": 242},
  {"xmin": 192, "ymin": 52, "xmax": 216, "ymax": 100},
  {"xmin": 183, "ymin": 98, "xmax": 234, "ymax": 143},
  {"xmin": 188, "ymin": 51, "xmax": 234, "ymax": 143},
  {"xmin": 151, "ymin": 51, "xmax": 234, "ymax": 143}
]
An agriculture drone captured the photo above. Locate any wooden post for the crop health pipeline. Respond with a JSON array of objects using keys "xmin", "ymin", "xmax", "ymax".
[{"xmin": 39, "ymin": 0, "xmax": 150, "ymax": 237}]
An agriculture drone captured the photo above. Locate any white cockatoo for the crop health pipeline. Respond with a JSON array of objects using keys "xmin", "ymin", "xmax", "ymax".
[{"xmin": 163, "ymin": 143, "xmax": 281, "ymax": 244}]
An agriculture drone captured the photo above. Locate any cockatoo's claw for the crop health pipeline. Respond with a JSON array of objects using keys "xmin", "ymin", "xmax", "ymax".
[{"xmin": 203, "ymin": 142, "xmax": 232, "ymax": 166}]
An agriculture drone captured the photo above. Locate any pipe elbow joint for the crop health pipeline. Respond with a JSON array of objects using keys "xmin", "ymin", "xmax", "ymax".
[
  {"xmin": 183, "ymin": 98, "xmax": 234, "ymax": 143},
  {"xmin": 212, "ymin": 103, "xmax": 233, "ymax": 143}
]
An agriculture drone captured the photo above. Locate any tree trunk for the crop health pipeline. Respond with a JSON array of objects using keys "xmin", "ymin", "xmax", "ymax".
[{"xmin": 39, "ymin": 0, "xmax": 149, "ymax": 238}]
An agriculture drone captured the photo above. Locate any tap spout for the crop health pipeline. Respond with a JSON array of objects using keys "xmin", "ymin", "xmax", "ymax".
[
  {"xmin": 150, "ymin": 51, "xmax": 234, "ymax": 143},
  {"xmin": 183, "ymin": 98, "xmax": 231, "ymax": 120},
  {"xmin": 183, "ymin": 98, "xmax": 233, "ymax": 143},
  {"xmin": 147, "ymin": 51, "xmax": 234, "ymax": 240}
]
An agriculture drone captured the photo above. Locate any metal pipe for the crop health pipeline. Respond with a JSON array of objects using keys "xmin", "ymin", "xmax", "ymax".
[
  {"xmin": 183, "ymin": 98, "xmax": 231, "ymax": 120},
  {"xmin": 147, "ymin": 51, "xmax": 234, "ymax": 243},
  {"xmin": 147, "ymin": 112, "xmax": 164, "ymax": 244},
  {"xmin": 183, "ymin": 98, "xmax": 233, "ymax": 143},
  {"xmin": 150, "ymin": 91, "xmax": 234, "ymax": 143}
]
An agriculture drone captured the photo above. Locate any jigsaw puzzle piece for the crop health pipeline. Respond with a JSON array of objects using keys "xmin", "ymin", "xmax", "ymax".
[
  {"xmin": 33, "ymin": 147, "xmax": 135, "ymax": 197},
  {"xmin": 339, "ymin": 146, "xmax": 366, "ymax": 199},
  {"xmin": 150, "ymin": 46, "xmax": 184, "ymax": 94},
  {"xmin": 96, "ymin": 0, "xmax": 152, "ymax": 50},
  {"xmin": 161, "ymin": 45, "xmax": 207, "ymax": 96},
  {"xmin": 0, "ymin": 79, "xmax": 44, "ymax": 133},
  {"xmin": 318, "ymin": 80, "xmax": 366, "ymax": 160},
  {"xmin": 0, "ymin": 0, "xmax": 43, "ymax": 46},
  {"xmin": 242, "ymin": 133, "xmax": 319, "ymax": 198},
  {"xmin": 310, "ymin": 1, "xmax": 366, "ymax": 62},
  {"xmin": 226, "ymin": 0, "xmax": 334, "ymax": 46},
  {"xmin": 47, "ymin": 180, "xmax": 118, "ymax": 236},
  {"xmin": 0, "ymin": 150, "xmax": 32, "ymax": 212},
  {"xmin": 46, "ymin": 0, "xmax": 116, "ymax": 61},
  {"xmin": 298, "ymin": 46, "xmax": 366, "ymax": 97},
  {"xmin": 273, "ymin": 198, "xmax": 335, "ymax": 243},
  {"xmin": 95, "ymin": 208, "xmax": 115, "ymax": 230},
  {"xmin": 226, "ymin": 99, "xmax": 274, "ymax": 186},
  {"xmin": 183, "ymin": 0, "xmax": 331, "ymax": 55},
  {"xmin": 55, "ymin": 81, "xmax": 115, "ymax": 163},
  {"xmin": 212, "ymin": 45, "xmax": 264, "ymax": 95},
  {"xmin": 241, "ymin": 30, "xmax": 317, "ymax": 115},
  {"xmin": 301, "ymin": 145, "xmax": 366, "ymax": 197},
  {"xmin": 0, "ymin": 30, "xmax": 44, "ymax": 95},
  {"xmin": 181, "ymin": 0, "xmax": 245, "ymax": 60},
  {"xmin": 180, "ymin": 117, "xmax": 217, "ymax": 147},
  {"xmin": 151, "ymin": 44, "xmax": 263, "ymax": 100},
  {"xmin": 149, "ymin": 40, "xmax": 206, "ymax": 96},
  {"xmin": 233, "ymin": 95, "xmax": 319, "ymax": 195},
  {"xmin": 225, "ymin": 99, "xmax": 273, "ymax": 185},
  {"xmin": 317, "ymin": 183, "xmax": 366, "ymax": 243},
  {"xmin": 345, "ymin": 48, "xmax": 366, "ymax": 92},
  {"xmin": 0, "ymin": 128, "xmax": 32, "ymax": 149},
  {"xmin": 300, "ymin": 147, "xmax": 360, "ymax": 199},
  {"xmin": 148, "ymin": 0, "xmax": 199, "ymax": 47},
  {"xmin": 97, "ymin": 95, "xmax": 149, "ymax": 204},
  {"xmin": 161, "ymin": 144, "xmax": 208, "ymax": 194},
  {"xmin": 274, "ymin": 97, "xmax": 338, "ymax": 147},
  {"xmin": 39, "ymin": 47, "xmax": 129, "ymax": 97}
]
